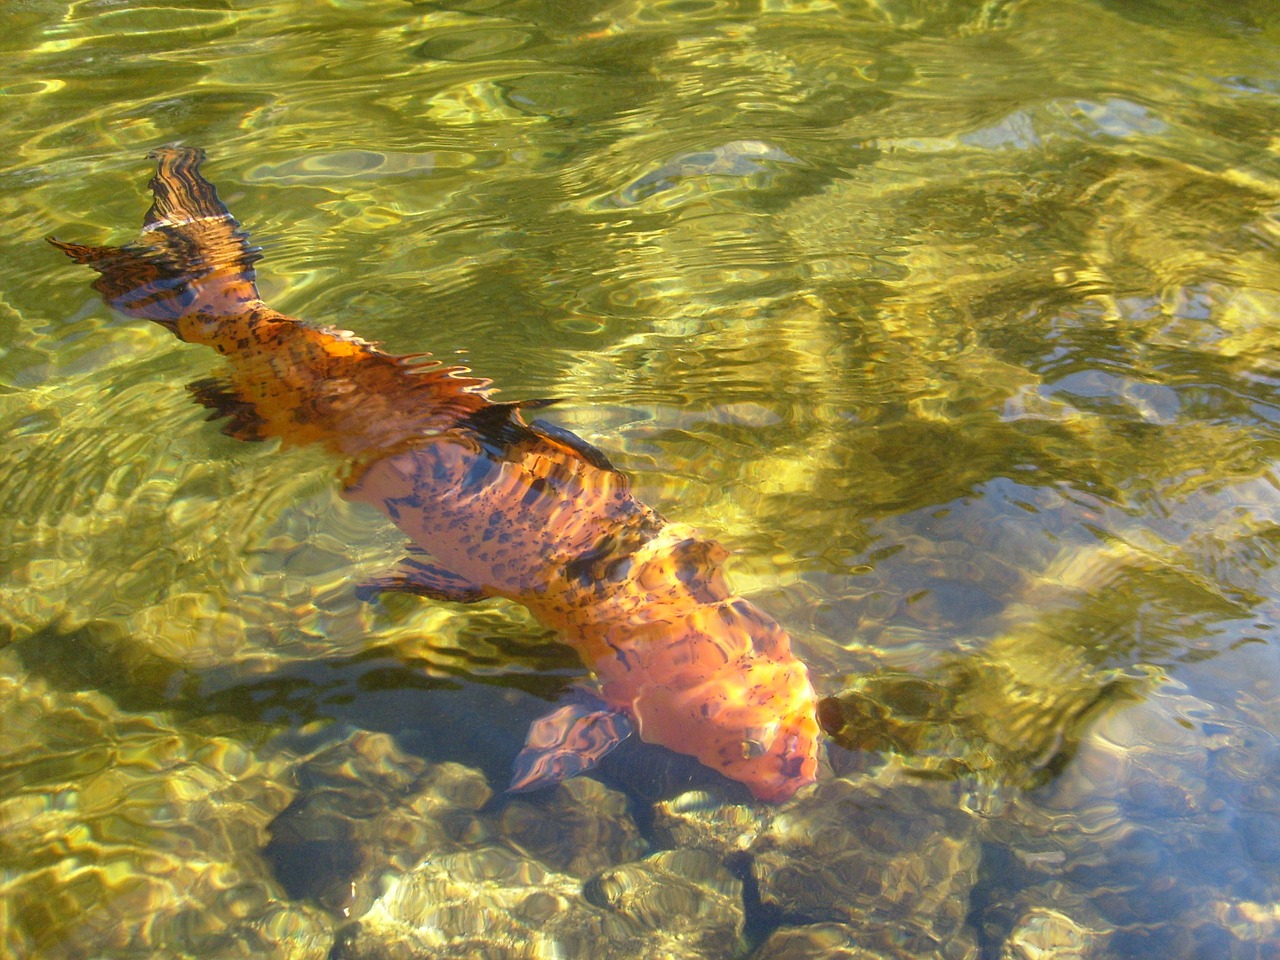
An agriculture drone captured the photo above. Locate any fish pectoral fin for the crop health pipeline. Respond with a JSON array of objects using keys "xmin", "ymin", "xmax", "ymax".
[
  {"xmin": 187, "ymin": 376, "xmax": 269, "ymax": 441},
  {"xmin": 508, "ymin": 696, "xmax": 633, "ymax": 794},
  {"xmin": 355, "ymin": 554, "xmax": 487, "ymax": 604}
]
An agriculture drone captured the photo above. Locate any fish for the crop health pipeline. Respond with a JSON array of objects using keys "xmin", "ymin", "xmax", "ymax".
[{"xmin": 49, "ymin": 146, "xmax": 821, "ymax": 802}]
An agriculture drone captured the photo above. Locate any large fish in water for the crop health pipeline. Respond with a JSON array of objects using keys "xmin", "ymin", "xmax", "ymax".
[{"xmin": 49, "ymin": 147, "xmax": 821, "ymax": 802}]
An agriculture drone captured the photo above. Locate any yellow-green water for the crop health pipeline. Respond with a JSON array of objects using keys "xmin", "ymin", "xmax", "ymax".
[{"xmin": 4, "ymin": 0, "xmax": 1280, "ymax": 957}]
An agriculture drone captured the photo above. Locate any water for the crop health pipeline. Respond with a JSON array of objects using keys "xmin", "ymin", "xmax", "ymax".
[{"xmin": 3, "ymin": 0, "xmax": 1280, "ymax": 957}]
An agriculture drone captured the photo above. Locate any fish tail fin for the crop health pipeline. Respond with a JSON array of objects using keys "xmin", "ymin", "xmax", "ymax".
[{"xmin": 48, "ymin": 146, "xmax": 262, "ymax": 329}]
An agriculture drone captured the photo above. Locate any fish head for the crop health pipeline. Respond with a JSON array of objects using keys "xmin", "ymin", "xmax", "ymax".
[{"xmin": 625, "ymin": 653, "xmax": 821, "ymax": 803}]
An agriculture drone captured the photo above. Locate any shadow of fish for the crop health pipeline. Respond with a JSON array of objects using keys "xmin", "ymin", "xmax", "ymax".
[{"xmin": 49, "ymin": 147, "xmax": 820, "ymax": 802}]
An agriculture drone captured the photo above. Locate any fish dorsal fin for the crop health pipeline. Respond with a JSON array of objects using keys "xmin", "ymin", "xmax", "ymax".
[
  {"xmin": 49, "ymin": 146, "xmax": 261, "ymax": 325},
  {"xmin": 528, "ymin": 417, "xmax": 616, "ymax": 472},
  {"xmin": 460, "ymin": 400, "xmax": 546, "ymax": 455},
  {"xmin": 460, "ymin": 401, "xmax": 617, "ymax": 472}
]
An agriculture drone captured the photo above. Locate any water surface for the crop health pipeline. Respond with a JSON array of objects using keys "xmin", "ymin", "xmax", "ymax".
[{"xmin": 3, "ymin": 0, "xmax": 1280, "ymax": 957}]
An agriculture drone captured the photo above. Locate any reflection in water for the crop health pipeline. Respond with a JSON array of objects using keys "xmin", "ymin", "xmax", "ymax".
[{"xmin": 4, "ymin": 0, "xmax": 1280, "ymax": 956}]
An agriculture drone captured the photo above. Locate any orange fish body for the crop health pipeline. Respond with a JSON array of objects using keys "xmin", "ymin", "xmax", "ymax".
[{"xmin": 50, "ymin": 147, "xmax": 820, "ymax": 802}]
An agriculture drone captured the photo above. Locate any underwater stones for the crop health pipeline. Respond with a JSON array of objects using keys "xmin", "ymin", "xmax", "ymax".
[
  {"xmin": 1176, "ymin": 898, "xmax": 1280, "ymax": 960},
  {"xmin": 342, "ymin": 844, "xmax": 579, "ymax": 960},
  {"xmin": 651, "ymin": 774, "xmax": 986, "ymax": 958},
  {"xmin": 0, "ymin": 656, "xmax": 321, "ymax": 959},
  {"xmin": 651, "ymin": 789, "xmax": 771, "ymax": 857},
  {"xmin": 336, "ymin": 846, "xmax": 743, "ymax": 960},
  {"xmin": 264, "ymin": 728, "xmax": 492, "ymax": 918},
  {"xmin": 159, "ymin": 899, "xmax": 334, "ymax": 960},
  {"xmin": 981, "ymin": 883, "xmax": 1114, "ymax": 960},
  {"xmin": 1000, "ymin": 908, "xmax": 1108, "ymax": 960},
  {"xmin": 265, "ymin": 729, "xmax": 654, "ymax": 923},
  {"xmin": 754, "ymin": 921, "xmax": 977, "ymax": 960},
  {"xmin": 266, "ymin": 731, "xmax": 737, "ymax": 957},
  {"xmin": 499, "ymin": 775, "xmax": 648, "ymax": 878},
  {"xmin": 580, "ymin": 847, "xmax": 745, "ymax": 956},
  {"xmin": 975, "ymin": 682, "xmax": 1280, "ymax": 957},
  {"xmin": 751, "ymin": 772, "xmax": 980, "ymax": 957},
  {"xmin": 753, "ymin": 924, "xmax": 883, "ymax": 960}
]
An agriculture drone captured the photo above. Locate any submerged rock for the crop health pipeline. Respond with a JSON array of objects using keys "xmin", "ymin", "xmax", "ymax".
[
  {"xmin": 499, "ymin": 775, "xmax": 649, "ymax": 878},
  {"xmin": 751, "ymin": 771, "xmax": 980, "ymax": 958},
  {"xmin": 651, "ymin": 788, "xmax": 771, "ymax": 856},
  {"xmin": 265, "ymin": 728, "xmax": 766, "ymax": 959},
  {"xmin": 977, "ymin": 681, "xmax": 1280, "ymax": 958},
  {"xmin": 0, "ymin": 652, "xmax": 331, "ymax": 960},
  {"xmin": 335, "ymin": 846, "xmax": 743, "ymax": 960},
  {"xmin": 982, "ymin": 883, "xmax": 1114, "ymax": 960},
  {"xmin": 1176, "ymin": 898, "xmax": 1280, "ymax": 960},
  {"xmin": 265, "ymin": 728, "xmax": 651, "ymax": 921},
  {"xmin": 264, "ymin": 728, "xmax": 493, "ymax": 919},
  {"xmin": 650, "ymin": 771, "xmax": 984, "ymax": 958},
  {"xmin": 754, "ymin": 921, "xmax": 977, "ymax": 960}
]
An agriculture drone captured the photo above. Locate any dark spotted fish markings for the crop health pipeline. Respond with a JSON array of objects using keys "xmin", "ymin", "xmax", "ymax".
[{"xmin": 50, "ymin": 147, "xmax": 821, "ymax": 802}]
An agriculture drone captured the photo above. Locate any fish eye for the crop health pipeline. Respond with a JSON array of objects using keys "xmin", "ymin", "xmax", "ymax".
[{"xmin": 740, "ymin": 721, "xmax": 780, "ymax": 758}]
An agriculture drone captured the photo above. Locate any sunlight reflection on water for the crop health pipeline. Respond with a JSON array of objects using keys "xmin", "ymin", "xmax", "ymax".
[{"xmin": 3, "ymin": 0, "xmax": 1280, "ymax": 957}]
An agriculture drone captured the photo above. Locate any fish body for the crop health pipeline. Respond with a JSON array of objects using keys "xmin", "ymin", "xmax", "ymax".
[{"xmin": 50, "ymin": 147, "xmax": 820, "ymax": 802}]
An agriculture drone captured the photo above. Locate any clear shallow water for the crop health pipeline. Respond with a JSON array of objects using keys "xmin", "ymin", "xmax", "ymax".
[{"xmin": 3, "ymin": 0, "xmax": 1280, "ymax": 957}]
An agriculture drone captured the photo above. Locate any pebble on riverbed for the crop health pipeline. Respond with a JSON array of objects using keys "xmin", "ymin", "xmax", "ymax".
[
  {"xmin": 333, "ymin": 845, "xmax": 744, "ymax": 960},
  {"xmin": 751, "ymin": 771, "xmax": 981, "ymax": 959},
  {"xmin": 0, "ymin": 651, "xmax": 332, "ymax": 960}
]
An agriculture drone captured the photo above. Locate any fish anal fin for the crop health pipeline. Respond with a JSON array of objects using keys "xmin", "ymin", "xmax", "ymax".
[
  {"xmin": 355, "ymin": 554, "xmax": 487, "ymax": 605},
  {"xmin": 508, "ymin": 693, "xmax": 633, "ymax": 793},
  {"xmin": 187, "ymin": 377, "xmax": 269, "ymax": 441}
]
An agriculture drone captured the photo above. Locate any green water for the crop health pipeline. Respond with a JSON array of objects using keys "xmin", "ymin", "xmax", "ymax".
[{"xmin": 4, "ymin": 0, "xmax": 1280, "ymax": 957}]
